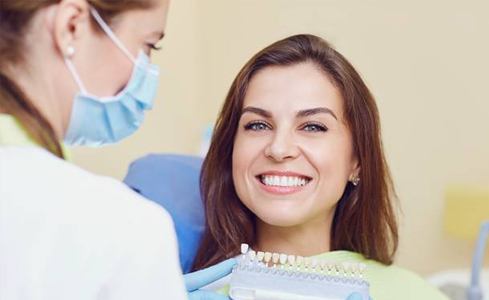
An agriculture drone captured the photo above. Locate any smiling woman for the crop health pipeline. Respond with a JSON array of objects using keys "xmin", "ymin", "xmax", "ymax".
[
  {"xmin": 194, "ymin": 34, "xmax": 395, "ymax": 267},
  {"xmin": 192, "ymin": 34, "xmax": 448, "ymax": 299}
]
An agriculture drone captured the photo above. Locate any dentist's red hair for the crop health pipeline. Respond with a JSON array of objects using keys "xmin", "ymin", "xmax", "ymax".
[{"xmin": 193, "ymin": 34, "xmax": 399, "ymax": 270}]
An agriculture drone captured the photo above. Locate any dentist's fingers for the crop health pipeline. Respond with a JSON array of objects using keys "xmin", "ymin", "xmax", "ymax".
[
  {"xmin": 184, "ymin": 258, "xmax": 237, "ymax": 292},
  {"xmin": 346, "ymin": 292, "xmax": 364, "ymax": 300},
  {"xmin": 188, "ymin": 290, "xmax": 230, "ymax": 300}
]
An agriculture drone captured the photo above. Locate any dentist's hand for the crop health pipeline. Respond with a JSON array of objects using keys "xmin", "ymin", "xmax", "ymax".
[
  {"xmin": 347, "ymin": 292, "xmax": 371, "ymax": 300},
  {"xmin": 184, "ymin": 258, "xmax": 237, "ymax": 300}
]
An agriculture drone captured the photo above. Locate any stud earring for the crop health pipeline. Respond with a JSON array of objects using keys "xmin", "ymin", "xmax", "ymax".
[
  {"xmin": 65, "ymin": 45, "xmax": 75, "ymax": 58},
  {"xmin": 350, "ymin": 176, "xmax": 360, "ymax": 186}
]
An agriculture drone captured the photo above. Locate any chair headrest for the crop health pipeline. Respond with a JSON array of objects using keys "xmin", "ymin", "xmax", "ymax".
[{"xmin": 124, "ymin": 154, "xmax": 204, "ymax": 273}]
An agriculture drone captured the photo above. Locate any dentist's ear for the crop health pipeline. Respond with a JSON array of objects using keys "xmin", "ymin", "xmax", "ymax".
[{"xmin": 48, "ymin": 0, "xmax": 91, "ymax": 58}]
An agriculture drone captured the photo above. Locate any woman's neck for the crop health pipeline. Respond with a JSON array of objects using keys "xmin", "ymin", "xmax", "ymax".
[{"xmin": 255, "ymin": 211, "xmax": 334, "ymax": 257}]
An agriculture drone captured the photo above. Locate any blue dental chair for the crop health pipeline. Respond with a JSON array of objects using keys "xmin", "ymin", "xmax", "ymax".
[{"xmin": 124, "ymin": 154, "xmax": 205, "ymax": 273}]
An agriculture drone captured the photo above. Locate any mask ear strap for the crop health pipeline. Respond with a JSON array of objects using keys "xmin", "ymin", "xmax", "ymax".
[
  {"xmin": 64, "ymin": 56, "xmax": 88, "ymax": 94},
  {"xmin": 90, "ymin": 8, "xmax": 137, "ymax": 64}
]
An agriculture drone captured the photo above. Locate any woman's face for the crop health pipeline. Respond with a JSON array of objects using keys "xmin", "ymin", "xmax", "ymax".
[{"xmin": 232, "ymin": 62, "xmax": 359, "ymax": 228}]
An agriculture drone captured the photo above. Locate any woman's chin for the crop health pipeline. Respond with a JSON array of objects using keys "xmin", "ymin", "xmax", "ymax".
[{"xmin": 255, "ymin": 211, "xmax": 307, "ymax": 228}]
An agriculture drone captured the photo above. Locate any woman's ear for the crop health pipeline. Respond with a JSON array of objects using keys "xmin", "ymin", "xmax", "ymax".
[
  {"xmin": 349, "ymin": 157, "xmax": 361, "ymax": 183},
  {"xmin": 48, "ymin": 0, "xmax": 90, "ymax": 58}
]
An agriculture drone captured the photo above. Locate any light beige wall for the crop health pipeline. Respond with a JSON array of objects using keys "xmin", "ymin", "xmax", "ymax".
[{"xmin": 72, "ymin": 0, "xmax": 489, "ymax": 275}]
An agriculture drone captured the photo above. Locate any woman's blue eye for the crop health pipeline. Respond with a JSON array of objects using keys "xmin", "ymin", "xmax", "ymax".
[
  {"xmin": 244, "ymin": 121, "xmax": 271, "ymax": 131},
  {"xmin": 302, "ymin": 123, "xmax": 327, "ymax": 132}
]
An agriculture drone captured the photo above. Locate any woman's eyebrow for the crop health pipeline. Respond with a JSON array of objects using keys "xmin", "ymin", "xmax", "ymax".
[
  {"xmin": 241, "ymin": 106, "xmax": 272, "ymax": 118},
  {"xmin": 296, "ymin": 107, "xmax": 337, "ymax": 120},
  {"xmin": 241, "ymin": 106, "xmax": 337, "ymax": 120}
]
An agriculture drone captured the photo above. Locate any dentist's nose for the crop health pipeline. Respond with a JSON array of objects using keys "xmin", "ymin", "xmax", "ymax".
[{"xmin": 264, "ymin": 130, "xmax": 300, "ymax": 162}]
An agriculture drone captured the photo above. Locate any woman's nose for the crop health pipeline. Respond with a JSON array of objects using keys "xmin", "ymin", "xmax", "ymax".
[{"xmin": 264, "ymin": 130, "xmax": 300, "ymax": 162}]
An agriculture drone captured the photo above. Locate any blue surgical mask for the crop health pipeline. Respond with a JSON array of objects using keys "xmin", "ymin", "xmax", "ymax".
[{"xmin": 64, "ymin": 8, "xmax": 160, "ymax": 146}]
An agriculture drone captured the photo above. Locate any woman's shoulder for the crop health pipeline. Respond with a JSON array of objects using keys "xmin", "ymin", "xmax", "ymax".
[
  {"xmin": 318, "ymin": 251, "xmax": 449, "ymax": 300},
  {"xmin": 366, "ymin": 261, "xmax": 446, "ymax": 299}
]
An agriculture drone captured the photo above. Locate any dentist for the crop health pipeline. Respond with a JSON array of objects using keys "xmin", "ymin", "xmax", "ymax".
[{"xmin": 0, "ymin": 0, "xmax": 233, "ymax": 299}]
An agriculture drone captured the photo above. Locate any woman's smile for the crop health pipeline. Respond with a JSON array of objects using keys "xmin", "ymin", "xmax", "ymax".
[{"xmin": 254, "ymin": 171, "xmax": 313, "ymax": 196}]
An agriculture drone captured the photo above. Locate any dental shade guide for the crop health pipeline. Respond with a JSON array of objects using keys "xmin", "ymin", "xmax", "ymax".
[{"xmin": 231, "ymin": 243, "xmax": 370, "ymax": 300}]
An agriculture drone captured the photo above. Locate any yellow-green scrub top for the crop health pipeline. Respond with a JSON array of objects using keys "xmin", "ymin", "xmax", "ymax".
[{"xmin": 0, "ymin": 114, "xmax": 70, "ymax": 159}]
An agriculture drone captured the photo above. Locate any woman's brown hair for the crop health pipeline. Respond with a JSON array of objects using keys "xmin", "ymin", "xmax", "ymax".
[
  {"xmin": 0, "ymin": 0, "xmax": 154, "ymax": 157},
  {"xmin": 193, "ymin": 34, "xmax": 398, "ymax": 270}
]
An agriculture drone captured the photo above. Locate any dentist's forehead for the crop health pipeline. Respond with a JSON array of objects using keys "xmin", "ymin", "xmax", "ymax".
[{"xmin": 121, "ymin": 0, "xmax": 170, "ymax": 30}]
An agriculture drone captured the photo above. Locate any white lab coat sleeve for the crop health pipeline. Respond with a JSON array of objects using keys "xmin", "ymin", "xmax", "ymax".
[
  {"xmin": 101, "ymin": 200, "xmax": 188, "ymax": 300},
  {"xmin": 0, "ymin": 148, "xmax": 190, "ymax": 300}
]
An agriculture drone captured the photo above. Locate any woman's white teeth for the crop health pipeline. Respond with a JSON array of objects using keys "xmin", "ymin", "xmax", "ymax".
[{"xmin": 261, "ymin": 175, "xmax": 309, "ymax": 187}]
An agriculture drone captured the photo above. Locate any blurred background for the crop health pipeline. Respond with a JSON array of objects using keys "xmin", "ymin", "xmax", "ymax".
[{"xmin": 72, "ymin": 0, "xmax": 489, "ymax": 278}]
